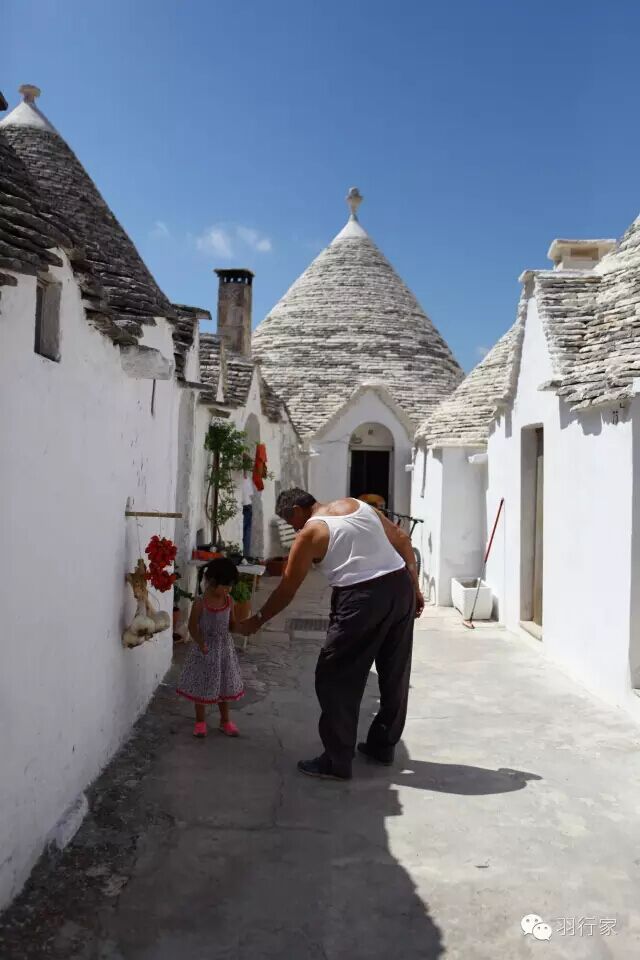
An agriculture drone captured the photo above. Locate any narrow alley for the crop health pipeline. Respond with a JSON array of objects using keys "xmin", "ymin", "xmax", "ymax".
[{"xmin": 2, "ymin": 573, "xmax": 639, "ymax": 959}]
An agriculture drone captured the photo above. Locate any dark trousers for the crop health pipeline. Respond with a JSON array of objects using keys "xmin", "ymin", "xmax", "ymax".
[
  {"xmin": 315, "ymin": 568, "xmax": 415, "ymax": 772},
  {"xmin": 242, "ymin": 504, "xmax": 253, "ymax": 558}
]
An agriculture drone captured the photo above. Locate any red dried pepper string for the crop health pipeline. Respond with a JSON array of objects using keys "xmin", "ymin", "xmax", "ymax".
[{"xmin": 145, "ymin": 536, "xmax": 178, "ymax": 592}]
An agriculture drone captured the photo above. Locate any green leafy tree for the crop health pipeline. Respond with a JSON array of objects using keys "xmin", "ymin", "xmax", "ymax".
[{"xmin": 204, "ymin": 420, "xmax": 249, "ymax": 547}]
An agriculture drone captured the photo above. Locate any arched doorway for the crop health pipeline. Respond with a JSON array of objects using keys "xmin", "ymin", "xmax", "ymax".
[
  {"xmin": 243, "ymin": 413, "xmax": 263, "ymax": 558},
  {"xmin": 244, "ymin": 412, "xmax": 260, "ymax": 450},
  {"xmin": 348, "ymin": 422, "xmax": 395, "ymax": 510}
]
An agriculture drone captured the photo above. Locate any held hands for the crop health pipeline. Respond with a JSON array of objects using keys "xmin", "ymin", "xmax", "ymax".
[
  {"xmin": 415, "ymin": 590, "xmax": 425, "ymax": 619},
  {"xmin": 197, "ymin": 642, "xmax": 209, "ymax": 655},
  {"xmin": 234, "ymin": 615, "xmax": 262, "ymax": 637}
]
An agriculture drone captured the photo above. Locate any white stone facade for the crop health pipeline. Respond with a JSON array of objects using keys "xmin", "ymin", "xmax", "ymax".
[
  {"xmin": 0, "ymin": 258, "xmax": 180, "ymax": 908},
  {"xmin": 308, "ymin": 384, "xmax": 413, "ymax": 514},
  {"xmin": 412, "ymin": 218, "xmax": 640, "ymax": 724},
  {"xmin": 484, "ymin": 297, "xmax": 640, "ymax": 721}
]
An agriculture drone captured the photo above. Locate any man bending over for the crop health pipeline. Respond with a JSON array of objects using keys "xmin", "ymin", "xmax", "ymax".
[{"xmin": 236, "ymin": 488, "xmax": 424, "ymax": 781}]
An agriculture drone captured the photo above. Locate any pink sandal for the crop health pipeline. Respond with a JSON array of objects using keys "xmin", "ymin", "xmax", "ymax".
[
  {"xmin": 193, "ymin": 721, "xmax": 207, "ymax": 738},
  {"xmin": 220, "ymin": 721, "xmax": 239, "ymax": 737}
]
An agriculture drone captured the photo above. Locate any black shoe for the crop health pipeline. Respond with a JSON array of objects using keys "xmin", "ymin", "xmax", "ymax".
[
  {"xmin": 297, "ymin": 754, "xmax": 352, "ymax": 781},
  {"xmin": 357, "ymin": 742, "xmax": 394, "ymax": 766}
]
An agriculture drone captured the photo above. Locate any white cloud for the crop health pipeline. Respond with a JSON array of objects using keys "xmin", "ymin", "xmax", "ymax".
[
  {"xmin": 150, "ymin": 220, "xmax": 170, "ymax": 240},
  {"xmin": 194, "ymin": 223, "xmax": 273, "ymax": 259},
  {"xmin": 196, "ymin": 226, "xmax": 235, "ymax": 258},
  {"xmin": 475, "ymin": 345, "xmax": 490, "ymax": 360},
  {"xmin": 236, "ymin": 226, "xmax": 272, "ymax": 253}
]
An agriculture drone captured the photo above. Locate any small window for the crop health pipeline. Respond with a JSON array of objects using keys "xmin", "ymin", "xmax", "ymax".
[
  {"xmin": 151, "ymin": 379, "xmax": 157, "ymax": 416},
  {"xmin": 34, "ymin": 279, "xmax": 61, "ymax": 362},
  {"xmin": 421, "ymin": 450, "xmax": 427, "ymax": 498}
]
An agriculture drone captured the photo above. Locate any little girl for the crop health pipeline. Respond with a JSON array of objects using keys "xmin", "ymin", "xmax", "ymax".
[{"xmin": 176, "ymin": 558, "xmax": 244, "ymax": 737}]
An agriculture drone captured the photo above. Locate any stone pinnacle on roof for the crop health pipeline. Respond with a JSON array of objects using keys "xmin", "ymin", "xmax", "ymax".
[
  {"xmin": 252, "ymin": 189, "xmax": 463, "ymax": 438},
  {"xmin": 0, "ymin": 84, "xmax": 58, "ymax": 134},
  {"xmin": 346, "ymin": 187, "xmax": 363, "ymax": 220},
  {"xmin": 19, "ymin": 84, "xmax": 41, "ymax": 103},
  {"xmin": 0, "ymin": 83, "xmax": 173, "ymax": 338}
]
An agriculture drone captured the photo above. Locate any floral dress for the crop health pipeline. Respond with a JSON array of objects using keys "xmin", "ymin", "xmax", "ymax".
[{"xmin": 176, "ymin": 598, "xmax": 244, "ymax": 704}]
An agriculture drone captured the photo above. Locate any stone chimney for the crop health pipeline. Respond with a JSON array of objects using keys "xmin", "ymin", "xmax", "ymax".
[
  {"xmin": 547, "ymin": 238, "xmax": 616, "ymax": 272},
  {"xmin": 214, "ymin": 268, "xmax": 254, "ymax": 357}
]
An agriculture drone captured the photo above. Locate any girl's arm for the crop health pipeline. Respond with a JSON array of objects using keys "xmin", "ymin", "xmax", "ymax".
[
  {"xmin": 188, "ymin": 599, "xmax": 207, "ymax": 653},
  {"xmin": 228, "ymin": 598, "xmax": 236, "ymax": 633}
]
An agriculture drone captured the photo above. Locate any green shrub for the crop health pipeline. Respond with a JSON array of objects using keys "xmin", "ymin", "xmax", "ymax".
[{"xmin": 231, "ymin": 579, "xmax": 252, "ymax": 604}]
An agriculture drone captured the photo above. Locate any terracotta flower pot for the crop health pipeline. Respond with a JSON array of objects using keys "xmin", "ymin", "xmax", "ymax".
[
  {"xmin": 234, "ymin": 600, "xmax": 252, "ymax": 622},
  {"xmin": 266, "ymin": 558, "xmax": 287, "ymax": 577},
  {"xmin": 192, "ymin": 549, "xmax": 223, "ymax": 561}
]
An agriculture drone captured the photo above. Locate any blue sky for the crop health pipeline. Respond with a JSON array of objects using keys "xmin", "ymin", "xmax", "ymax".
[{"xmin": 5, "ymin": 0, "xmax": 640, "ymax": 370}]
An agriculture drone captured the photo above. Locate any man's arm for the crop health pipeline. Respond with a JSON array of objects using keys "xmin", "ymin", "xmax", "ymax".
[
  {"xmin": 235, "ymin": 524, "xmax": 327, "ymax": 635},
  {"xmin": 376, "ymin": 510, "xmax": 425, "ymax": 616}
]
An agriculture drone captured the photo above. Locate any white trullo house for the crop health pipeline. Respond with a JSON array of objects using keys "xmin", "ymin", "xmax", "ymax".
[
  {"xmin": 412, "ymin": 223, "xmax": 640, "ymax": 723},
  {"xmin": 0, "ymin": 84, "xmax": 194, "ymax": 909},
  {"xmin": 253, "ymin": 189, "xmax": 463, "ymax": 515},
  {"xmin": 0, "ymin": 84, "xmax": 303, "ymax": 909}
]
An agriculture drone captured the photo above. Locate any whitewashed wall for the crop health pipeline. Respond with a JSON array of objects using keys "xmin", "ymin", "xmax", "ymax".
[
  {"xmin": 410, "ymin": 446, "xmax": 442, "ymax": 601},
  {"xmin": 0, "ymin": 258, "xmax": 180, "ymax": 908},
  {"xmin": 410, "ymin": 445, "xmax": 487, "ymax": 605},
  {"xmin": 309, "ymin": 389, "xmax": 412, "ymax": 515},
  {"xmin": 173, "ymin": 322, "xmax": 214, "ymax": 600},
  {"xmin": 439, "ymin": 448, "xmax": 487, "ymax": 605},
  {"xmin": 485, "ymin": 295, "xmax": 640, "ymax": 720}
]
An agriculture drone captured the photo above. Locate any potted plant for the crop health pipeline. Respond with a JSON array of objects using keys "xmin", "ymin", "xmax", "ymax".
[
  {"xmin": 224, "ymin": 541, "xmax": 244, "ymax": 565},
  {"xmin": 204, "ymin": 420, "xmax": 250, "ymax": 549},
  {"xmin": 231, "ymin": 577, "xmax": 252, "ymax": 622}
]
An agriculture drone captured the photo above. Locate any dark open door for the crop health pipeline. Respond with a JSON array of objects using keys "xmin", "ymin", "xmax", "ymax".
[{"xmin": 349, "ymin": 450, "xmax": 391, "ymax": 507}]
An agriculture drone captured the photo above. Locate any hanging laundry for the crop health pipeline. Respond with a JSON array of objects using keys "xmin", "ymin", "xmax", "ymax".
[{"xmin": 253, "ymin": 443, "xmax": 268, "ymax": 492}]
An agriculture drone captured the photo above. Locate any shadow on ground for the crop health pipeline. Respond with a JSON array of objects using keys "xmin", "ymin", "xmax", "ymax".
[
  {"xmin": 381, "ymin": 742, "xmax": 542, "ymax": 795},
  {"xmin": 0, "ymin": 622, "xmax": 542, "ymax": 960}
]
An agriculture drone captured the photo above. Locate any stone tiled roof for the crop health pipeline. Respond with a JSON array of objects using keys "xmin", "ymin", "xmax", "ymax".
[
  {"xmin": 199, "ymin": 332, "xmax": 222, "ymax": 404},
  {"xmin": 0, "ymin": 129, "xmax": 68, "ymax": 287},
  {"xmin": 1, "ymin": 92, "xmax": 174, "ymax": 342},
  {"xmin": 416, "ymin": 299, "xmax": 525, "ymax": 447},
  {"xmin": 252, "ymin": 210, "xmax": 463, "ymax": 439},
  {"xmin": 198, "ymin": 332, "xmax": 285, "ymax": 422},
  {"xmin": 172, "ymin": 304, "xmax": 210, "ymax": 381},
  {"xmin": 519, "ymin": 216, "xmax": 640, "ymax": 410},
  {"xmin": 423, "ymin": 211, "xmax": 640, "ymax": 440},
  {"xmin": 533, "ymin": 271, "xmax": 599, "ymax": 387},
  {"xmin": 259, "ymin": 373, "xmax": 286, "ymax": 423},
  {"xmin": 557, "ymin": 217, "xmax": 640, "ymax": 409},
  {"xmin": 225, "ymin": 352, "xmax": 254, "ymax": 407}
]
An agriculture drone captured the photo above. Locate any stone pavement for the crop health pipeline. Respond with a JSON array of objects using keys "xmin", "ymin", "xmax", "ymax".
[{"xmin": 2, "ymin": 572, "xmax": 640, "ymax": 958}]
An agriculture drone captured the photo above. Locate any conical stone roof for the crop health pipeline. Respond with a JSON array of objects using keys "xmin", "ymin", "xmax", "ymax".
[
  {"xmin": 252, "ymin": 190, "xmax": 463, "ymax": 439},
  {"xmin": 416, "ymin": 301, "xmax": 526, "ymax": 448},
  {"xmin": 0, "ymin": 85, "xmax": 174, "ymax": 340}
]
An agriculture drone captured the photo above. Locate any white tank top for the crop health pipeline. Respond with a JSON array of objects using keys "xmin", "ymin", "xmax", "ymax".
[{"xmin": 306, "ymin": 500, "xmax": 405, "ymax": 588}]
